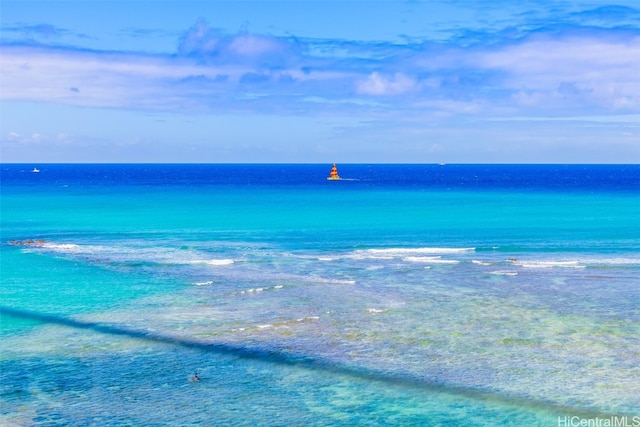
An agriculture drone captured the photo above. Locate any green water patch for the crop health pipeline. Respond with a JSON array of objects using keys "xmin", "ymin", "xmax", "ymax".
[
  {"xmin": 0, "ymin": 322, "xmax": 613, "ymax": 427},
  {"xmin": 0, "ymin": 247, "xmax": 180, "ymax": 336}
]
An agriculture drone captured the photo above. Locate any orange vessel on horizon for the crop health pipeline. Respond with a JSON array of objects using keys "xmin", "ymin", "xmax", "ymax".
[{"xmin": 327, "ymin": 163, "xmax": 341, "ymax": 180}]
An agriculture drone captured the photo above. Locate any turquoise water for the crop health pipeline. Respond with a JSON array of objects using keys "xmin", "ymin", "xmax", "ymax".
[{"xmin": 1, "ymin": 164, "xmax": 639, "ymax": 426}]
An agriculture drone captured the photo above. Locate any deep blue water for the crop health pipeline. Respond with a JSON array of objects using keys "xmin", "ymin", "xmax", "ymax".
[
  {"xmin": 1, "ymin": 164, "xmax": 639, "ymax": 426},
  {"xmin": 3, "ymin": 163, "xmax": 639, "ymax": 191}
]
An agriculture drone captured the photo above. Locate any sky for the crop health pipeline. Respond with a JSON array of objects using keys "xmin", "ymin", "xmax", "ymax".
[{"xmin": 1, "ymin": 0, "xmax": 639, "ymax": 163}]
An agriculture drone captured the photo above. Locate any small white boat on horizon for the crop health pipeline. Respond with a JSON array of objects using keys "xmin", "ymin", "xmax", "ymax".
[{"xmin": 32, "ymin": 167, "xmax": 40, "ymax": 173}]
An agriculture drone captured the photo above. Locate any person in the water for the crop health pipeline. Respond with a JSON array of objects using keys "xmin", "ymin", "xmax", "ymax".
[{"xmin": 191, "ymin": 372, "xmax": 200, "ymax": 381}]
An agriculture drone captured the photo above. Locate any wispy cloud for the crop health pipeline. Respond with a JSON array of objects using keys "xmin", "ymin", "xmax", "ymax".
[
  {"xmin": 1, "ymin": 22, "xmax": 89, "ymax": 43},
  {"xmin": 3, "ymin": 23, "xmax": 64, "ymax": 38},
  {"xmin": 356, "ymin": 72, "xmax": 420, "ymax": 96},
  {"xmin": 178, "ymin": 19, "xmax": 303, "ymax": 67},
  {"xmin": 566, "ymin": 5, "xmax": 640, "ymax": 27},
  {"xmin": 2, "ymin": 8, "xmax": 639, "ymax": 122}
]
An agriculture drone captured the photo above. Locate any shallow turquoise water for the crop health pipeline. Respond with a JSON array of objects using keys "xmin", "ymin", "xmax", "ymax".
[{"xmin": 1, "ymin": 164, "xmax": 639, "ymax": 426}]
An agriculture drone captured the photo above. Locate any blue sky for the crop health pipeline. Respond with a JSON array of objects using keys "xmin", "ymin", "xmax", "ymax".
[{"xmin": 1, "ymin": 0, "xmax": 639, "ymax": 163}]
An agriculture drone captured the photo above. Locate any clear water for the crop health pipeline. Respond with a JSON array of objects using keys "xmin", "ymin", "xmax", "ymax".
[{"xmin": 2, "ymin": 164, "xmax": 639, "ymax": 426}]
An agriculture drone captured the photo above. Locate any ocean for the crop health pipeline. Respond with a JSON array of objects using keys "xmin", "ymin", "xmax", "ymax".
[{"xmin": 1, "ymin": 164, "xmax": 639, "ymax": 426}]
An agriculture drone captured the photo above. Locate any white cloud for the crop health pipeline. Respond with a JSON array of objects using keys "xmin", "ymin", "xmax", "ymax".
[
  {"xmin": 476, "ymin": 34, "xmax": 640, "ymax": 111},
  {"xmin": 3, "ymin": 130, "xmax": 45, "ymax": 145},
  {"xmin": 1, "ymin": 22, "xmax": 639, "ymax": 119},
  {"xmin": 228, "ymin": 35, "xmax": 283, "ymax": 56},
  {"xmin": 177, "ymin": 20, "xmax": 301, "ymax": 66},
  {"xmin": 356, "ymin": 72, "xmax": 419, "ymax": 96}
]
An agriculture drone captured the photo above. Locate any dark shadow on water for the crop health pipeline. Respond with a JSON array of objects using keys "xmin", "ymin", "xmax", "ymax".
[{"xmin": 0, "ymin": 306, "xmax": 625, "ymax": 418}]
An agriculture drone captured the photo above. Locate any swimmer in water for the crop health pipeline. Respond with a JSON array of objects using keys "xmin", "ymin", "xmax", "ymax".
[{"xmin": 191, "ymin": 372, "xmax": 200, "ymax": 381}]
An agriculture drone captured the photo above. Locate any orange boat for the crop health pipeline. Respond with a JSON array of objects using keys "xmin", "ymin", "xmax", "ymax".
[{"xmin": 327, "ymin": 163, "xmax": 341, "ymax": 180}]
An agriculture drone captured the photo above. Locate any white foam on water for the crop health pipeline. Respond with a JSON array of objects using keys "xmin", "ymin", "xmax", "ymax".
[
  {"xmin": 313, "ymin": 277, "xmax": 356, "ymax": 285},
  {"xmin": 238, "ymin": 285, "xmax": 284, "ymax": 294},
  {"xmin": 359, "ymin": 247, "xmax": 475, "ymax": 256},
  {"xmin": 581, "ymin": 257, "xmax": 640, "ymax": 267},
  {"xmin": 349, "ymin": 253, "xmax": 395, "ymax": 261},
  {"xmin": 366, "ymin": 308, "xmax": 388, "ymax": 314},
  {"xmin": 29, "ymin": 241, "xmax": 102, "ymax": 256},
  {"xmin": 489, "ymin": 270, "xmax": 518, "ymax": 276},
  {"xmin": 41, "ymin": 243, "xmax": 81, "ymax": 251},
  {"xmin": 193, "ymin": 281, "xmax": 214, "ymax": 286},
  {"xmin": 31, "ymin": 240, "xmax": 239, "ymax": 269},
  {"xmin": 403, "ymin": 256, "xmax": 460, "ymax": 264},
  {"xmin": 402, "ymin": 256, "xmax": 442, "ymax": 263},
  {"xmin": 190, "ymin": 259, "xmax": 235, "ymax": 266},
  {"xmin": 424, "ymin": 259, "xmax": 459, "ymax": 265},
  {"xmin": 514, "ymin": 260, "xmax": 585, "ymax": 269},
  {"xmin": 255, "ymin": 316, "xmax": 320, "ymax": 330},
  {"xmin": 241, "ymin": 287, "xmax": 265, "ymax": 294},
  {"xmin": 472, "ymin": 260, "xmax": 493, "ymax": 266},
  {"xmin": 331, "ymin": 247, "xmax": 475, "ymax": 262}
]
